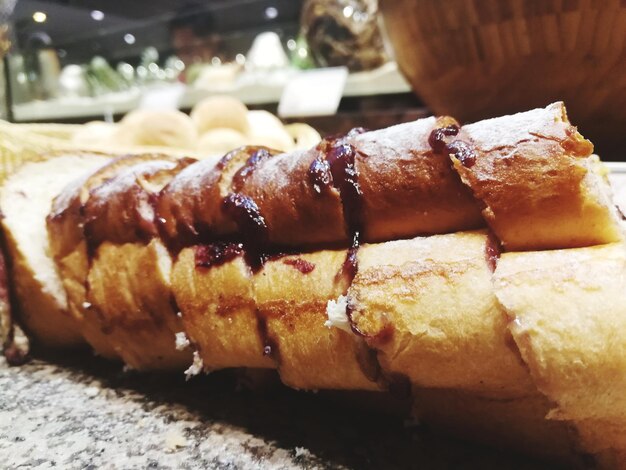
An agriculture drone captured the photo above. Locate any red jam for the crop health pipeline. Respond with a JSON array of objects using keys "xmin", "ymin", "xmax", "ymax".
[{"xmin": 195, "ymin": 242, "xmax": 244, "ymax": 268}]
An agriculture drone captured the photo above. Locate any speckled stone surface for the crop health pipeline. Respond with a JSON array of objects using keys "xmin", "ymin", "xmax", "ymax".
[{"xmin": 0, "ymin": 352, "xmax": 555, "ymax": 470}]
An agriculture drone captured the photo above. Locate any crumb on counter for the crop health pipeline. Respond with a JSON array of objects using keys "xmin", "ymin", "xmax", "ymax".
[
  {"xmin": 164, "ymin": 428, "xmax": 188, "ymax": 451},
  {"xmin": 184, "ymin": 351, "xmax": 203, "ymax": 380}
]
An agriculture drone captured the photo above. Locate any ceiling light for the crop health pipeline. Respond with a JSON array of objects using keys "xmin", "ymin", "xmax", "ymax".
[
  {"xmin": 123, "ymin": 33, "xmax": 135, "ymax": 45},
  {"xmin": 264, "ymin": 7, "xmax": 278, "ymax": 19},
  {"xmin": 91, "ymin": 10, "xmax": 104, "ymax": 21},
  {"xmin": 32, "ymin": 11, "xmax": 47, "ymax": 23}
]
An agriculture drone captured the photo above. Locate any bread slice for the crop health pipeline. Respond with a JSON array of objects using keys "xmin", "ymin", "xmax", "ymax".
[
  {"xmin": 343, "ymin": 231, "xmax": 534, "ymax": 398},
  {"xmin": 494, "ymin": 242, "xmax": 626, "ymax": 462},
  {"xmin": 0, "ymin": 154, "xmax": 110, "ymax": 347},
  {"xmin": 46, "ymin": 154, "xmax": 179, "ymax": 358},
  {"xmin": 83, "ymin": 158, "xmax": 195, "ymax": 370},
  {"xmin": 172, "ymin": 244, "xmax": 382, "ymax": 390},
  {"xmin": 172, "ymin": 247, "xmax": 273, "ymax": 371},
  {"xmin": 453, "ymin": 102, "xmax": 624, "ymax": 250}
]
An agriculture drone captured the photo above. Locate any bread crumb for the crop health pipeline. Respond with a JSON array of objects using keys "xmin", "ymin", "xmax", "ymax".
[
  {"xmin": 324, "ymin": 295, "xmax": 352, "ymax": 333},
  {"xmin": 164, "ymin": 428, "xmax": 187, "ymax": 451},
  {"xmin": 294, "ymin": 446, "xmax": 309, "ymax": 458},
  {"xmin": 82, "ymin": 302, "xmax": 92, "ymax": 309},
  {"xmin": 84, "ymin": 386, "xmax": 99, "ymax": 398},
  {"xmin": 174, "ymin": 332, "xmax": 190, "ymax": 351},
  {"xmin": 184, "ymin": 351, "xmax": 203, "ymax": 380}
]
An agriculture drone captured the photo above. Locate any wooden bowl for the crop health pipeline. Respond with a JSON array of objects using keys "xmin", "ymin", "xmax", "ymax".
[{"xmin": 379, "ymin": 0, "xmax": 626, "ymax": 159}]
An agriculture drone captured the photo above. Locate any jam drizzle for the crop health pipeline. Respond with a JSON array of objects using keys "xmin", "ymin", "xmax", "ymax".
[
  {"xmin": 308, "ymin": 129, "xmax": 400, "ymax": 387},
  {"xmin": 428, "ymin": 124, "xmax": 460, "ymax": 153},
  {"xmin": 308, "ymin": 128, "xmax": 367, "ymax": 286},
  {"xmin": 231, "ymin": 148, "xmax": 273, "ymax": 192},
  {"xmin": 428, "ymin": 124, "xmax": 477, "ymax": 168},
  {"xmin": 222, "ymin": 193, "xmax": 269, "ymax": 272},
  {"xmin": 195, "ymin": 242, "xmax": 244, "ymax": 268},
  {"xmin": 282, "ymin": 257, "xmax": 316, "ymax": 274},
  {"xmin": 448, "ymin": 140, "xmax": 477, "ymax": 168},
  {"xmin": 485, "ymin": 231, "xmax": 502, "ymax": 273}
]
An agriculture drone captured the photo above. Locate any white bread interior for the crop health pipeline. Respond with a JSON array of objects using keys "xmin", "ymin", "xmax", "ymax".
[{"xmin": 0, "ymin": 154, "xmax": 110, "ymax": 346}]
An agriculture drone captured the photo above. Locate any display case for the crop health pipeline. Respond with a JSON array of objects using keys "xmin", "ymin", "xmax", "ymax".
[{"xmin": 5, "ymin": 0, "xmax": 420, "ymax": 132}]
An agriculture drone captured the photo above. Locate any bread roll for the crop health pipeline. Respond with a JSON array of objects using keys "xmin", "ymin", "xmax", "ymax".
[
  {"xmin": 284, "ymin": 123, "xmax": 321, "ymax": 149},
  {"xmin": 448, "ymin": 102, "xmax": 623, "ymax": 250},
  {"xmin": 190, "ymin": 95, "xmax": 250, "ymax": 135},
  {"xmin": 196, "ymin": 128, "xmax": 248, "ymax": 157},
  {"xmin": 116, "ymin": 110, "xmax": 198, "ymax": 150},
  {"xmin": 494, "ymin": 242, "xmax": 626, "ymax": 462},
  {"xmin": 1, "ymin": 154, "xmax": 110, "ymax": 347},
  {"xmin": 157, "ymin": 104, "xmax": 610, "ymax": 252},
  {"xmin": 246, "ymin": 110, "xmax": 295, "ymax": 152},
  {"xmin": 71, "ymin": 121, "xmax": 117, "ymax": 146}
]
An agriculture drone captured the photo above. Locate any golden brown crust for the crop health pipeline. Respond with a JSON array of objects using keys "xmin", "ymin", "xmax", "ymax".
[
  {"xmin": 254, "ymin": 250, "xmax": 380, "ymax": 390},
  {"xmin": 348, "ymin": 232, "xmax": 534, "ymax": 398},
  {"xmin": 77, "ymin": 157, "xmax": 195, "ymax": 370},
  {"xmin": 48, "ymin": 154, "xmax": 177, "ymax": 260},
  {"xmin": 236, "ymin": 148, "xmax": 347, "ymax": 247},
  {"xmin": 452, "ymin": 102, "xmax": 623, "ymax": 250},
  {"xmin": 172, "ymin": 244, "xmax": 381, "ymax": 390},
  {"xmin": 87, "ymin": 240, "xmax": 190, "ymax": 370},
  {"xmin": 172, "ymin": 248, "xmax": 272, "ymax": 370},
  {"xmin": 235, "ymin": 117, "xmax": 484, "ymax": 247},
  {"xmin": 353, "ymin": 116, "xmax": 483, "ymax": 241},
  {"xmin": 84, "ymin": 158, "xmax": 195, "ymax": 247},
  {"xmin": 156, "ymin": 147, "xmax": 275, "ymax": 246}
]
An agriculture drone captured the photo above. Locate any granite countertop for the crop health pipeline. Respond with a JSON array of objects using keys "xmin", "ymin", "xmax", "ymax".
[{"xmin": 0, "ymin": 352, "xmax": 552, "ymax": 470}]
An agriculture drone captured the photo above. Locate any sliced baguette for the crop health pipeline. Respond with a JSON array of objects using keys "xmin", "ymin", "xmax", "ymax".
[{"xmin": 0, "ymin": 154, "xmax": 110, "ymax": 347}]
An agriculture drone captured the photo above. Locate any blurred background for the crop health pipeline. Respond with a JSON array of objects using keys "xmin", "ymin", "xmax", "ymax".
[{"xmin": 0, "ymin": 0, "xmax": 624, "ymax": 158}]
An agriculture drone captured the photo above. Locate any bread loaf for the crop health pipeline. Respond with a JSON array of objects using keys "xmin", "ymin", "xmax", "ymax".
[{"xmin": 1, "ymin": 102, "xmax": 623, "ymax": 467}]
